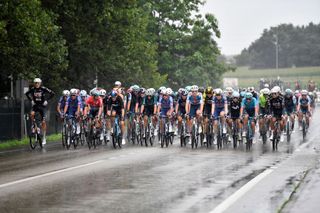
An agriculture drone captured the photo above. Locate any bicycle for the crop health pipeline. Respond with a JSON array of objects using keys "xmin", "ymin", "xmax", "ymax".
[
  {"xmin": 179, "ymin": 115, "xmax": 188, "ymax": 147},
  {"xmin": 231, "ymin": 118, "xmax": 239, "ymax": 149},
  {"xmin": 79, "ymin": 115, "xmax": 88, "ymax": 146},
  {"xmin": 301, "ymin": 113, "xmax": 308, "ymax": 141},
  {"xmin": 245, "ymin": 117, "xmax": 255, "ymax": 151},
  {"xmin": 111, "ymin": 115, "xmax": 122, "ymax": 149},
  {"xmin": 144, "ymin": 115, "xmax": 155, "ymax": 147},
  {"xmin": 259, "ymin": 114, "xmax": 269, "ymax": 144},
  {"xmin": 191, "ymin": 117, "xmax": 200, "ymax": 149},
  {"xmin": 160, "ymin": 116, "xmax": 173, "ymax": 148},
  {"xmin": 216, "ymin": 116, "xmax": 227, "ymax": 150},
  {"xmin": 65, "ymin": 115, "xmax": 80, "ymax": 149},
  {"xmin": 284, "ymin": 115, "xmax": 292, "ymax": 143},
  {"xmin": 205, "ymin": 117, "xmax": 214, "ymax": 148},
  {"xmin": 87, "ymin": 116, "xmax": 100, "ymax": 149},
  {"xmin": 28, "ymin": 112, "xmax": 43, "ymax": 150}
]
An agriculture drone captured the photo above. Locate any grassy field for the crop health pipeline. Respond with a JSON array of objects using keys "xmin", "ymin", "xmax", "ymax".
[
  {"xmin": 223, "ymin": 66, "xmax": 320, "ymax": 89},
  {"xmin": 0, "ymin": 133, "xmax": 61, "ymax": 150}
]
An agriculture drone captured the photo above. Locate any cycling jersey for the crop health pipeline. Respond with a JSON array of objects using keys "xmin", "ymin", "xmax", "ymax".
[
  {"xmin": 158, "ymin": 96, "xmax": 173, "ymax": 117},
  {"xmin": 65, "ymin": 96, "xmax": 81, "ymax": 116},
  {"xmin": 298, "ymin": 96, "xmax": 311, "ymax": 113},
  {"xmin": 127, "ymin": 92, "xmax": 138, "ymax": 112},
  {"xmin": 106, "ymin": 96, "xmax": 124, "ymax": 118},
  {"xmin": 229, "ymin": 99, "xmax": 241, "ymax": 119},
  {"xmin": 212, "ymin": 96, "xmax": 227, "ymax": 119},
  {"xmin": 203, "ymin": 95, "xmax": 213, "ymax": 116},
  {"xmin": 268, "ymin": 96, "xmax": 284, "ymax": 118},
  {"xmin": 177, "ymin": 97, "xmax": 187, "ymax": 115},
  {"xmin": 284, "ymin": 96, "xmax": 296, "ymax": 114},
  {"xmin": 142, "ymin": 96, "xmax": 157, "ymax": 116},
  {"xmin": 58, "ymin": 96, "xmax": 67, "ymax": 112},
  {"xmin": 187, "ymin": 94, "xmax": 203, "ymax": 118},
  {"xmin": 241, "ymin": 97, "xmax": 258, "ymax": 117},
  {"xmin": 25, "ymin": 86, "xmax": 55, "ymax": 105}
]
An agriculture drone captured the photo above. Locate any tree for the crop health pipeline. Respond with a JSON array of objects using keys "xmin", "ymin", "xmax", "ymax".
[{"xmin": 0, "ymin": 0, "xmax": 68, "ymax": 91}]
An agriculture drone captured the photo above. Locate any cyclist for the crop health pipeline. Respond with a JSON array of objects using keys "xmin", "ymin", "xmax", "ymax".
[
  {"xmin": 63, "ymin": 89, "xmax": 81, "ymax": 136},
  {"xmin": 248, "ymin": 86, "xmax": 259, "ymax": 100},
  {"xmin": 106, "ymin": 91, "xmax": 125, "ymax": 145},
  {"xmin": 227, "ymin": 91, "xmax": 242, "ymax": 138},
  {"xmin": 258, "ymin": 88, "xmax": 270, "ymax": 139},
  {"xmin": 84, "ymin": 89, "xmax": 103, "ymax": 136},
  {"xmin": 157, "ymin": 88, "xmax": 174, "ymax": 136},
  {"xmin": 186, "ymin": 85, "xmax": 204, "ymax": 138},
  {"xmin": 79, "ymin": 90, "xmax": 88, "ymax": 115},
  {"xmin": 308, "ymin": 92, "xmax": 315, "ymax": 114},
  {"xmin": 268, "ymin": 87, "xmax": 285, "ymax": 142},
  {"xmin": 297, "ymin": 90, "xmax": 311, "ymax": 130},
  {"xmin": 175, "ymin": 89, "xmax": 188, "ymax": 135},
  {"xmin": 212, "ymin": 88, "xmax": 228, "ymax": 139},
  {"xmin": 283, "ymin": 89, "xmax": 296, "ymax": 132},
  {"xmin": 141, "ymin": 88, "xmax": 157, "ymax": 138},
  {"xmin": 203, "ymin": 87, "xmax": 214, "ymax": 143},
  {"xmin": 57, "ymin": 90, "xmax": 70, "ymax": 119},
  {"xmin": 25, "ymin": 78, "xmax": 55, "ymax": 145},
  {"xmin": 240, "ymin": 92, "xmax": 258, "ymax": 140}
]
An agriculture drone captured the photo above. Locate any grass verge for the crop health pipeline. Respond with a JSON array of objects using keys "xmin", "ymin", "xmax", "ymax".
[{"xmin": 0, "ymin": 133, "xmax": 61, "ymax": 150}]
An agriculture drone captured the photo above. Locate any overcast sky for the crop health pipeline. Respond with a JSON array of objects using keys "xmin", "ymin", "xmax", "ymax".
[{"xmin": 199, "ymin": 0, "xmax": 320, "ymax": 55}]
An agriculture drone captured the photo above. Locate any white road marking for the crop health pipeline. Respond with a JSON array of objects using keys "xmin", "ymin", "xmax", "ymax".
[
  {"xmin": 0, "ymin": 160, "xmax": 104, "ymax": 189},
  {"xmin": 209, "ymin": 168, "xmax": 273, "ymax": 213}
]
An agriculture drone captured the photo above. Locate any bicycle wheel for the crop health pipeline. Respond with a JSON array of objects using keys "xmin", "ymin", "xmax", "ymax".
[
  {"xmin": 144, "ymin": 126, "xmax": 149, "ymax": 147},
  {"xmin": 65, "ymin": 124, "xmax": 72, "ymax": 150},
  {"xmin": 272, "ymin": 132, "xmax": 277, "ymax": 151},
  {"xmin": 302, "ymin": 120, "xmax": 306, "ymax": 141},
  {"xmin": 160, "ymin": 133, "xmax": 165, "ymax": 148},
  {"xmin": 286, "ymin": 121, "xmax": 291, "ymax": 142},
  {"xmin": 29, "ymin": 133, "xmax": 37, "ymax": 150}
]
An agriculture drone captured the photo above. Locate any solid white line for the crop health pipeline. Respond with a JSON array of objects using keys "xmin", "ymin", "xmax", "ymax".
[
  {"xmin": 0, "ymin": 160, "xmax": 105, "ymax": 189},
  {"xmin": 209, "ymin": 168, "xmax": 273, "ymax": 213}
]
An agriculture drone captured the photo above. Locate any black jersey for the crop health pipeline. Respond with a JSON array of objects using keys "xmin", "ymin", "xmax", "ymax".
[{"xmin": 25, "ymin": 86, "xmax": 55, "ymax": 105}]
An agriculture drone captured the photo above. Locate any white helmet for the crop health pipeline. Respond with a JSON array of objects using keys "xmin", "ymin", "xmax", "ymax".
[
  {"xmin": 149, "ymin": 88, "xmax": 155, "ymax": 94},
  {"xmin": 301, "ymin": 90, "xmax": 308, "ymax": 95},
  {"xmin": 264, "ymin": 84, "xmax": 269, "ymax": 88},
  {"xmin": 80, "ymin": 90, "xmax": 87, "ymax": 97},
  {"xmin": 70, "ymin": 88, "xmax": 78, "ymax": 95},
  {"xmin": 62, "ymin": 90, "xmax": 70, "ymax": 96},
  {"xmin": 190, "ymin": 85, "xmax": 199, "ymax": 92},
  {"xmin": 226, "ymin": 87, "xmax": 233, "ymax": 93},
  {"xmin": 115, "ymin": 81, "xmax": 121, "ymax": 87},
  {"xmin": 273, "ymin": 86, "xmax": 281, "ymax": 93},
  {"xmin": 262, "ymin": 88, "xmax": 270, "ymax": 95},
  {"xmin": 100, "ymin": 89, "xmax": 107, "ymax": 96},
  {"xmin": 33, "ymin": 78, "xmax": 42, "ymax": 83},
  {"xmin": 215, "ymin": 88, "xmax": 223, "ymax": 95},
  {"xmin": 146, "ymin": 88, "xmax": 154, "ymax": 96},
  {"xmin": 270, "ymin": 88, "xmax": 278, "ymax": 94},
  {"xmin": 248, "ymin": 86, "xmax": 255, "ymax": 92},
  {"xmin": 166, "ymin": 88, "xmax": 173, "ymax": 95}
]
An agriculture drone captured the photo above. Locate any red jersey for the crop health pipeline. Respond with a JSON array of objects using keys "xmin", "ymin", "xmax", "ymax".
[{"xmin": 86, "ymin": 96, "xmax": 103, "ymax": 108}]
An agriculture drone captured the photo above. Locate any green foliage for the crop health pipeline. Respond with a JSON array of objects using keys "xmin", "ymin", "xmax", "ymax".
[
  {"xmin": 235, "ymin": 23, "xmax": 320, "ymax": 69},
  {"xmin": 0, "ymin": 0, "xmax": 68, "ymax": 91}
]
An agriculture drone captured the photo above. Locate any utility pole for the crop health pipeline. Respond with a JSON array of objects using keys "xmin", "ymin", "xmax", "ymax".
[{"xmin": 274, "ymin": 34, "xmax": 279, "ymax": 69}]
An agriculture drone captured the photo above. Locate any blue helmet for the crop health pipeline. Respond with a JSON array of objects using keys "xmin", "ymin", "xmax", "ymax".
[
  {"xmin": 111, "ymin": 91, "xmax": 117, "ymax": 97},
  {"xmin": 245, "ymin": 92, "xmax": 253, "ymax": 99}
]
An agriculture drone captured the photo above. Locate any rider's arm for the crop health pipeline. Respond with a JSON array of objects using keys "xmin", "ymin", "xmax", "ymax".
[
  {"xmin": 43, "ymin": 87, "xmax": 55, "ymax": 101},
  {"xmin": 224, "ymin": 98, "xmax": 228, "ymax": 115},
  {"xmin": 175, "ymin": 100, "xmax": 179, "ymax": 114},
  {"xmin": 141, "ymin": 97, "xmax": 145, "ymax": 114},
  {"xmin": 199, "ymin": 96, "xmax": 204, "ymax": 114},
  {"xmin": 169, "ymin": 97, "xmax": 174, "ymax": 114},
  {"xmin": 25, "ymin": 88, "xmax": 33, "ymax": 101}
]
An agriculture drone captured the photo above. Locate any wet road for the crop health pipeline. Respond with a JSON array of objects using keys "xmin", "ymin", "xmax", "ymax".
[{"xmin": 1, "ymin": 110, "xmax": 320, "ymax": 213}]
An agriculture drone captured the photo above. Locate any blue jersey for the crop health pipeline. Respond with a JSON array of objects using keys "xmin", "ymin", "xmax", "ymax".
[
  {"xmin": 58, "ymin": 96, "xmax": 67, "ymax": 111},
  {"xmin": 298, "ymin": 96, "xmax": 311, "ymax": 110},
  {"xmin": 241, "ymin": 97, "xmax": 258, "ymax": 110},
  {"xmin": 213, "ymin": 96, "xmax": 226, "ymax": 110},
  {"xmin": 158, "ymin": 96, "xmax": 173, "ymax": 116},
  {"xmin": 66, "ymin": 96, "xmax": 81, "ymax": 115},
  {"xmin": 187, "ymin": 94, "xmax": 203, "ymax": 106}
]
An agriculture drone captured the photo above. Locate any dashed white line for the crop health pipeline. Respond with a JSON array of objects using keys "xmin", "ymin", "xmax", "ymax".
[{"xmin": 209, "ymin": 168, "xmax": 273, "ymax": 213}]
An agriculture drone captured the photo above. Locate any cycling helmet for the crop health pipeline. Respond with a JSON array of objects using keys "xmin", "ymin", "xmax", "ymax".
[
  {"xmin": 205, "ymin": 86, "xmax": 213, "ymax": 94},
  {"xmin": 264, "ymin": 84, "xmax": 269, "ymax": 88},
  {"xmin": 294, "ymin": 90, "xmax": 300, "ymax": 95},
  {"xmin": 308, "ymin": 92, "xmax": 314, "ymax": 97},
  {"xmin": 198, "ymin": 86, "xmax": 205, "ymax": 93},
  {"xmin": 226, "ymin": 87, "xmax": 233, "ymax": 93},
  {"xmin": 92, "ymin": 90, "xmax": 100, "ymax": 97},
  {"xmin": 262, "ymin": 88, "xmax": 270, "ymax": 95},
  {"xmin": 240, "ymin": 91, "xmax": 246, "ymax": 98},
  {"xmin": 248, "ymin": 86, "xmax": 254, "ymax": 92},
  {"xmin": 114, "ymin": 81, "xmax": 121, "ymax": 87},
  {"xmin": 301, "ymin": 90, "xmax": 308, "ymax": 95},
  {"xmin": 273, "ymin": 86, "xmax": 281, "ymax": 93},
  {"xmin": 215, "ymin": 88, "xmax": 223, "ymax": 95},
  {"xmin": 185, "ymin": 86, "xmax": 192, "ymax": 92},
  {"xmin": 166, "ymin": 88, "xmax": 173, "ymax": 95},
  {"xmin": 178, "ymin": 88, "xmax": 184, "ymax": 94},
  {"xmin": 111, "ymin": 91, "xmax": 117, "ymax": 97},
  {"xmin": 146, "ymin": 89, "xmax": 154, "ymax": 96},
  {"xmin": 100, "ymin": 89, "xmax": 107, "ymax": 96},
  {"xmin": 285, "ymin": 89, "xmax": 293, "ymax": 96},
  {"xmin": 140, "ymin": 87, "xmax": 146, "ymax": 94},
  {"xmin": 33, "ymin": 78, "xmax": 42, "ymax": 83},
  {"xmin": 132, "ymin": 85, "xmax": 140, "ymax": 92},
  {"xmin": 190, "ymin": 85, "xmax": 199, "ymax": 92},
  {"xmin": 70, "ymin": 88, "xmax": 78, "ymax": 95},
  {"xmin": 158, "ymin": 86, "xmax": 166, "ymax": 92},
  {"xmin": 62, "ymin": 90, "xmax": 70, "ymax": 96},
  {"xmin": 181, "ymin": 89, "xmax": 188, "ymax": 96},
  {"xmin": 245, "ymin": 92, "xmax": 253, "ymax": 99},
  {"xmin": 232, "ymin": 91, "xmax": 240, "ymax": 98},
  {"xmin": 149, "ymin": 88, "xmax": 156, "ymax": 94},
  {"xmin": 80, "ymin": 90, "xmax": 87, "ymax": 97},
  {"xmin": 270, "ymin": 88, "xmax": 278, "ymax": 94}
]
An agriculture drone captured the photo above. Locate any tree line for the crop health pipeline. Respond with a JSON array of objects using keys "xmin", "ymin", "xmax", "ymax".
[
  {"xmin": 235, "ymin": 23, "xmax": 320, "ymax": 69},
  {"xmin": 0, "ymin": 0, "xmax": 230, "ymax": 97}
]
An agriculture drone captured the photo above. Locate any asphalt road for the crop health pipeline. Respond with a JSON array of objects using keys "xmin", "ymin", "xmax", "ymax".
[{"xmin": 0, "ymin": 109, "xmax": 320, "ymax": 213}]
